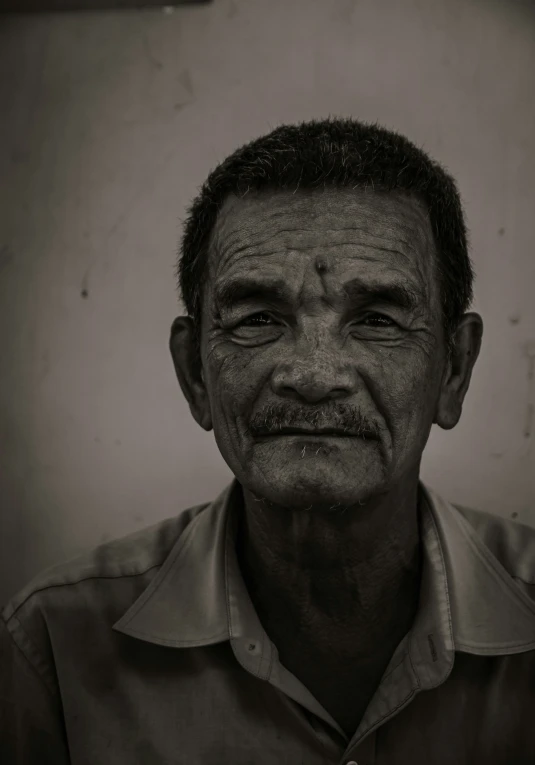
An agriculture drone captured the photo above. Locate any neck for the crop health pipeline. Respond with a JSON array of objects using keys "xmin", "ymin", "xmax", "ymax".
[{"xmin": 235, "ymin": 478, "xmax": 423, "ymax": 660}]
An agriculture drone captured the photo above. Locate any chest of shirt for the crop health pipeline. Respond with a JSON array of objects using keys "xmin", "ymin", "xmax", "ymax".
[{"xmin": 54, "ymin": 635, "xmax": 535, "ymax": 765}]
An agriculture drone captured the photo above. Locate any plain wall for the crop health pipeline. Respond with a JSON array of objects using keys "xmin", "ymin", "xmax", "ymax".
[{"xmin": 1, "ymin": 0, "xmax": 535, "ymax": 606}]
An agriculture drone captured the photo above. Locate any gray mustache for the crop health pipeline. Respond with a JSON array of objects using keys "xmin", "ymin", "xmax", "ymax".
[{"xmin": 248, "ymin": 403, "xmax": 379, "ymax": 438}]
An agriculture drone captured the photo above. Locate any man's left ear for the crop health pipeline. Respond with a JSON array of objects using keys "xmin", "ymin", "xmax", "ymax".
[
  {"xmin": 169, "ymin": 316, "xmax": 213, "ymax": 432},
  {"xmin": 434, "ymin": 312, "xmax": 483, "ymax": 430}
]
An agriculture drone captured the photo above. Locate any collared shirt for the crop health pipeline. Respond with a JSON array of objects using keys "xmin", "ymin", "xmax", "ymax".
[{"xmin": 2, "ymin": 479, "xmax": 535, "ymax": 765}]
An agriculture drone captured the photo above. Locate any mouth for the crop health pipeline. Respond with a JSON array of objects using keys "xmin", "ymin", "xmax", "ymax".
[{"xmin": 256, "ymin": 427, "xmax": 376, "ymax": 439}]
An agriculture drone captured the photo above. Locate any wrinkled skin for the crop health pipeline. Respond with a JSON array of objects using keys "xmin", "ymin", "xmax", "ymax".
[{"xmin": 170, "ymin": 187, "xmax": 483, "ymax": 735}]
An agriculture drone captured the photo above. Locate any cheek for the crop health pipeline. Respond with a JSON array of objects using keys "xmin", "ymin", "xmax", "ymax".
[
  {"xmin": 207, "ymin": 345, "xmax": 265, "ymax": 422},
  {"xmin": 376, "ymin": 350, "xmax": 439, "ymax": 439}
]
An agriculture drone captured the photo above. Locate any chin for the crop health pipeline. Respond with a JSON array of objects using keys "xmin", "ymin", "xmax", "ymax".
[{"xmin": 246, "ymin": 459, "xmax": 386, "ymax": 511}]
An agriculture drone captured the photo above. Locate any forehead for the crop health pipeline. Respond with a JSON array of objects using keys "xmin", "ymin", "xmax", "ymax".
[{"xmin": 207, "ymin": 186, "xmax": 437, "ymax": 294}]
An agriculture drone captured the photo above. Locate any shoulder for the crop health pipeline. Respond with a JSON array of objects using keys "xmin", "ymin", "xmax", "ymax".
[
  {"xmin": 453, "ymin": 502, "xmax": 535, "ymax": 590},
  {"xmin": 0, "ymin": 500, "xmax": 211, "ymax": 699},
  {"xmin": 2, "ymin": 501, "xmax": 210, "ymax": 625}
]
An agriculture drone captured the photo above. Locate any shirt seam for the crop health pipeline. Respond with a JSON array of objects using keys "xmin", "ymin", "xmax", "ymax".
[
  {"xmin": 2, "ymin": 613, "xmax": 58, "ymax": 701},
  {"xmin": 301, "ymin": 707, "xmax": 344, "ymax": 759},
  {"xmin": 225, "ymin": 504, "xmax": 266, "ymax": 677},
  {"xmin": 452, "ymin": 506, "xmax": 535, "ymax": 599},
  {"xmin": 379, "ymin": 652, "xmax": 407, "ymax": 683},
  {"xmin": 426, "ymin": 489, "xmax": 455, "ymax": 662},
  {"xmin": 455, "ymin": 638, "xmax": 535, "ymax": 651},
  {"xmin": 115, "ymin": 517, "xmax": 205, "ymax": 631},
  {"xmin": 455, "ymin": 511, "xmax": 535, "ymax": 617},
  {"xmin": 107, "ymin": 627, "xmax": 230, "ymax": 646},
  {"xmin": 455, "ymin": 506, "xmax": 535, "ymax": 586},
  {"xmin": 6, "ymin": 566, "xmax": 162, "ymax": 621},
  {"xmin": 357, "ymin": 685, "xmax": 419, "ymax": 745},
  {"xmin": 224, "ymin": 502, "xmax": 274, "ymax": 680},
  {"xmin": 513, "ymin": 574, "xmax": 535, "ymax": 586}
]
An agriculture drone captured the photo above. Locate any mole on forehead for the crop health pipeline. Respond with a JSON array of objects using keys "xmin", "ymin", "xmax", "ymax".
[{"xmin": 315, "ymin": 257, "xmax": 329, "ymax": 274}]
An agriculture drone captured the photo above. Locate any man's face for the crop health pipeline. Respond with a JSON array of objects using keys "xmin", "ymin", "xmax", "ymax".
[{"xmin": 181, "ymin": 188, "xmax": 452, "ymax": 509}]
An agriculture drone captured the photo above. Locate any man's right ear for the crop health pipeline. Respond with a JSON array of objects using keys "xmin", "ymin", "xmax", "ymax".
[{"xmin": 169, "ymin": 316, "xmax": 213, "ymax": 432}]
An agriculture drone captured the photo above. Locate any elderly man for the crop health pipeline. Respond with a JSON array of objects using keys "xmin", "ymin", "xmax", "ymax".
[{"xmin": 2, "ymin": 119, "xmax": 535, "ymax": 765}]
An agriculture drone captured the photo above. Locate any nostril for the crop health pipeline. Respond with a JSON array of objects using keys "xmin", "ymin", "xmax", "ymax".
[
  {"xmin": 278, "ymin": 381, "xmax": 352, "ymax": 404},
  {"xmin": 273, "ymin": 364, "xmax": 355, "ymax": 403}
]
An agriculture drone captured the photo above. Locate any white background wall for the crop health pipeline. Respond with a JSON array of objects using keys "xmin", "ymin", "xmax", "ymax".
[{"xmin": 1, "ymin": 0, "xmax": 534, "ymax": 605}]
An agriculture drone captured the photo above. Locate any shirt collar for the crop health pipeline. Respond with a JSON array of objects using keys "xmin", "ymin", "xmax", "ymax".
[
  {"xmin": 423, "ymin": 482, "xmax": 535, "ymax": 654},
  {"xmin": 113, "ymin": 479, "xmax": 535, "ymax": 663}
]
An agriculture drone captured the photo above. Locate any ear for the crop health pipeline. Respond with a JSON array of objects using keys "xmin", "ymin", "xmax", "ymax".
[
  {"xmin": 434, "ymin": 312, "xmax": 483, "ymax": 430},
  {"xmin": 169, "ymin": 316, "xmax": 213, "ymax": 432}
]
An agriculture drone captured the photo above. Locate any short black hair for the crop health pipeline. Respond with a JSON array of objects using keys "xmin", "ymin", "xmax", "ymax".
[{"xmin": 176, "ymin": 117, "xmax": 474, "ymax": 358}]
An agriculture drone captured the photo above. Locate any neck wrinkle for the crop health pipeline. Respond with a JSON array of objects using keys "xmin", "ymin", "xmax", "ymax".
[{"xmin": 235, "ymin": 481, "xmax": 423, "ymax": 648}]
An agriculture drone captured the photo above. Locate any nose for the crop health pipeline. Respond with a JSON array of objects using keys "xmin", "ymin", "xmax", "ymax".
[{"xmin": 271, "ymin": 348, "xmax": 355, "ymax": 404}]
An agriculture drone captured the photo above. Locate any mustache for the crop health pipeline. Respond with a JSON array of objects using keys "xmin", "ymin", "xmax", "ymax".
[{"xmin": 247, "ymin": 402, "xmax": 380, "ymax": 438}]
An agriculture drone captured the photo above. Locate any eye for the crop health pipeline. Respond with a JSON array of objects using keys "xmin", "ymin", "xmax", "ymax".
[
  {"xmin": 237, "ymin": 312, "xmax": 276, "ymax": 327},
  {"xmin": 360, "ymin": 313, "xmax": 398, "ymax": 328}
]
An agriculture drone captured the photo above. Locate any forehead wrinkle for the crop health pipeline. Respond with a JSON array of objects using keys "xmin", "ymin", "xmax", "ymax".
[
  {"xmin": 210, "ymin": 191, "xmax": 437, "ymax": 290},
  {"xmin": 375, "ymin": 262, "xmax": 431, "ymax": 300},
  {"xmin": 220, "ymin": 197, "xmax": 430, "ymax": 247},
  {"xmin": 215, "ymin": 223, "xmax": 425, "ymax": 267},
  {"xmin": 209, "ymin": 224, "xmax": 265, "ymax": 276},
  {"xmin": 217, "ymin": 192, "xmax": 431, "ymax": 244}
]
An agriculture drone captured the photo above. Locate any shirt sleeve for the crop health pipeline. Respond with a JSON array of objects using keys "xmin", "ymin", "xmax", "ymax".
[{"xmin": 0, "ymin": 617, "xmax": 71, "ymax": 765}]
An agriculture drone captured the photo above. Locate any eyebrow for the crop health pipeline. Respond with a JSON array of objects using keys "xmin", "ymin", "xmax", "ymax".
[
  {"xmin": 342, "ymin": 277, "xmax": 421, "ymax": 312},
  {"xmin": 215, "ymin": 278, "xmax": 289, "ymax": 312},
  {"xmin": 214, "ymin": 275, "xmax": 421, "ymax": 313}
]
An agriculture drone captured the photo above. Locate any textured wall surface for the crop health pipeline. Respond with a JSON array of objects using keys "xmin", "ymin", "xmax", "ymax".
[{"xmin": 1, "ymin": 0, "xmax": 534, "ymax": 605}]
